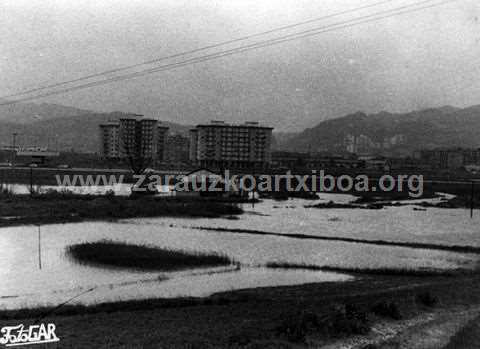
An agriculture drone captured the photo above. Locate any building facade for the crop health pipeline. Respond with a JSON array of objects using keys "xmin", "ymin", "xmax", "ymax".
[
  {"xmin": 189, "ymin": 121, "xmax": 273, "ymax": 169},
  {"xmin": 99, "ymin": 121, "xmax": 121, "ymax": 158},
  {"xmin": 157, "ymin": 125, "xmax": 169, "ymax": 162},
  {"xmin": 136, "ymin": 118, "xmax": 158, "ymax": 159},
  {"xmin": 165, "ymin": 133, "xmax": 190, "ymax": 164},
  {"xmin": 416, "ymin": 148, "xmax": 480, "ymax": 169},
  {"xmin": 271, "ymin": 151, "xmax": 363, "ymax": 170},
  {"xmin": 100, "ymin": 116, "xmax": 169, "ymax": 163}
]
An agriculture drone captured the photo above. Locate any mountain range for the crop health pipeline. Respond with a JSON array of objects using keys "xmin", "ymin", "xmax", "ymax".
[
  {"xmin": 1, "ymin": 101, "xmax": 480, "ymax": 155},
  {"xmin": 279, "ymin": 105, "xmax": 480, "ymax": 156}
]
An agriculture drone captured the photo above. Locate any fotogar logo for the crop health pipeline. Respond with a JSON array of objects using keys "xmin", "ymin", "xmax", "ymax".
[{"xmin": 0, "ymin": 323, "xmax": 59, "ymax": 347}]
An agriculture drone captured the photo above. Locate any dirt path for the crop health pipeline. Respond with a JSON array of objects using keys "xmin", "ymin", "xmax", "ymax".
[{"xmin": 319, "ymin": 305, "xmax": 480, "ymax": 349}]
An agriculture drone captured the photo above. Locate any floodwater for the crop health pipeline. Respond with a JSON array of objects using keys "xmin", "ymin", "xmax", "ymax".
[
  {"xmin": 1, "ymin": 183, "xmax": 172, "ymax": 196},
  {"xmin": 0, "ymin": 192, "xmax": 479, "ymax": 309}
]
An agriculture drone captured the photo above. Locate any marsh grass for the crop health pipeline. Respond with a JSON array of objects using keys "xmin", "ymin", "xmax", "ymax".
[
  {"xmin": 265, "ymin": 262, "xmax": 464, "ymax": 277},
  {"xmin": 67, "ymin": 240, "xmax": 234, "ymax": 271}
]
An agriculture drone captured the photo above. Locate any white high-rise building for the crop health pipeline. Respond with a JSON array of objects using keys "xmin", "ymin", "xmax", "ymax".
[
  {"xmin": 189, "ymin": 121, "xmax": 273, "ymax": 169},
  {"xmin": 99, "ymin": 121, "xmax": 121, "ymax": 158},
  {"xmin": 100, "ymin": 116, "xmax": 169, "ymax": 162}
]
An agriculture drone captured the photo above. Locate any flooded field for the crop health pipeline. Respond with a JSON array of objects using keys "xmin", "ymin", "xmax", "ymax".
[{"xmin": 0, "ymin": 193, "xmax": 479, "ymax": 309}]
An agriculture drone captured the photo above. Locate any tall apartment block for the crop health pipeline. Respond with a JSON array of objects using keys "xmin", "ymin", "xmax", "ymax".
[
  {"xmin": 157, "ymin": 125, "xmax": 169, "ymax": 162},
  {"xmin": 100, "ymin": 121, "xmax": 121, "ymax": 158},
  {"xmin": 133, "ymin": 118, "xmax": 158, "ymax": 159},
  {"xmin": 189, "ymin": 121, "xmax": 273, "ymax": 169},
  {"xmin": 100, "ymin": 116, "xmax": 169, "ymax": 163},
  {"xmin": 165, "ymin": 133, "xmax": 190, "ymax": 164}
]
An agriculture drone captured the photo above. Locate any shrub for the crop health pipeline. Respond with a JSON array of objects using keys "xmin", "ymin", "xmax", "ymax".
[
  {"xmin": 417, "ymin": 291, "xmax": 438, "ymax": 308},
  {"xmin": 276, "ymin": 310, "xmax": 319, "ymax": 342},
  {"xmin": 371, "ymin": 301, "xmax": 402, "ymax": 320},
  {"xmin": 324, "ymin": 304, "xmax": 370, "ymax": 337}
]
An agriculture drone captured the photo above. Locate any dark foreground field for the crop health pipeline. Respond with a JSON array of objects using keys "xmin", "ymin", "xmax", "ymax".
[{"xmin": 2, "ymin": 274, "xmax": 480, "ymax": 348}]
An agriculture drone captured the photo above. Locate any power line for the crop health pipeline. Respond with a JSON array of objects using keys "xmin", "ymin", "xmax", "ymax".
[
  {"xmin": 0, "ymin": 0, "xmax": 457, "ymax": 106},
  {"xmin": 0, "ymin": 0, "xmax": 452, "ymax": 106},
  {"xmin": 1, "ymin": 0, "xmax": 397, "ymax": 99}
]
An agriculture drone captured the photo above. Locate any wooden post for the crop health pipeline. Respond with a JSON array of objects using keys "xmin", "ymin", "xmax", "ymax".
[
  {"xmin": 30, "ymin": 167, "xmax": 33, "ymax": 197},
  {"xmin": 470, "ymin": 181, "xmax": 474, "ymax": 219},
  {"xmin": 251, "ymin": 172, "xmax": 256, "ymax": 209},
  {"xmin": 38, "ymin": 225, "xmax": 42, "ymax": 269}
]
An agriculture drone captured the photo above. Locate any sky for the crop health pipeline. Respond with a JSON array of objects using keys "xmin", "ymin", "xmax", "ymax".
[{"xmin": 0, "ymin": 0, "xmax": 479, "ymax": 132}]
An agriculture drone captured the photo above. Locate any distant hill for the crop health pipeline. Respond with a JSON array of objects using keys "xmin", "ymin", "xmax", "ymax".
[
  {"xmin": 0, "ymin": 100, "xmax": 92, "ymax": 124},
  {"xmin": 3, "ymin": 101, "xmax": 480, "ymax": 155},
  {"xmin": 280, "ymin": 105, "xmax": 480, "ymax": 156},
  {"xmin": 271, "ymin": 132, "xmax": 300, "ymax": 150},
  {"xmin": 0, "ymin": 102, "xmax": 191, "ymax": 153}
]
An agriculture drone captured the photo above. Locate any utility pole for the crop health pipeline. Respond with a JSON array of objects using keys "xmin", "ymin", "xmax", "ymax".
[
  {"xmin": 11, "ymin": 133, "xmax": 18, "ymax": 189},
  {"xmin": 38, "ymin": 225, "xmax": 42, "ymax": 270},
  {"xmin": 11, "ymin": 133, "xmax": 17, "ymax": 167},
  {"xmin": 470, "ymin": 181, "xmax": 475, "ymax": 219},
  {"xmin": 251, "ymin": 167, "xmax": 256, "ymax": 209},
  {"xmin": 30, "ymin": 167, "xmax": 34, "ymax": 197}
]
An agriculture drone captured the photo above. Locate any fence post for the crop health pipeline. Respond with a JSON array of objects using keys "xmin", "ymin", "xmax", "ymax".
[{"xmin": 470, "ymin": 181, "xmax": 474, "ymax": 218}]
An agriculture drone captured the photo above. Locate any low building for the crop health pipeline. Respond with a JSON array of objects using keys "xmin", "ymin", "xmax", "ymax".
[
  {"xmin": 364, "ymin": 157, "xmax": 388, "ymax": 171},
  {"xmin": 271, "ymin": 152, "xmax": 363, "ymax": 170},
  {"xmin": 16, "ymin": 148, "xmax": 60, "ymax": 165},
  {"xmin": 415, "ymin": 148, "xmax": 480, "ymax": 169},
  {"xmin": 175, "ymin": 168, "xmax": 236, "ymax": 197},
  {"xmin": 386, "ymin": 157, "xmax": 432, "ymax": 171}
]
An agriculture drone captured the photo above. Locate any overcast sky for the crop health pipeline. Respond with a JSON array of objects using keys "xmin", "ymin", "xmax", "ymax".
[{"xmin": 1, "ymin": 0, "xmax": 479, "ymax": 131}]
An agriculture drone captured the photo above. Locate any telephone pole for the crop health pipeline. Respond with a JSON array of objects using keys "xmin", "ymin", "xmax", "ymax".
[
  {"xmin": 38, "ymin": 225, "xmax": 42, "ymax": 270},
  {"xmin": 11, "ymin": 133, "xmax": 17, "ymax": 167},
  {"xmin": 470, "ymin": 181, "xmax": 475, "ymax": 219}
]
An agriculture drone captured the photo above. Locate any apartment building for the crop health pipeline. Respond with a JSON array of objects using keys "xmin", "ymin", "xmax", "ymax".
[
  {"xmin": 100, "ymin": 116, "xmax": 169, "ymax": 162},
  {"xmin": 189, "ymin": 121, "xmax": 273, "ymax": 169},
  {"xmin": 99, "ymin": 121, "xmax": 121, "ymax": 158},
  {"xmin": 157, "ymin": 125, "xmax": 169, "ymax": 162},
  {"xmin": 165, "ymin": 133, "xmax": 190, "ymax": 164},
  {"xmin": 134, "ymin": 118, "xmax": 158, "ymax": 159}
]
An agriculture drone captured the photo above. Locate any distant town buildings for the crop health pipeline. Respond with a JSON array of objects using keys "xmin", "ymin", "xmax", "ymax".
[
  {"xmin": 189, "ymin": 121, "xmax": 273, "ymax": 169},
  {"xmin": 343, "ymin": 133, "xmax": 406, "ymax": 154},
  {"xmin": 271, "ymin": 152, "xmax": 363, "ymax": 170},
  {"xmin": 99, "ymin": 115, "xmax": 169, "ymax": 162}
]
